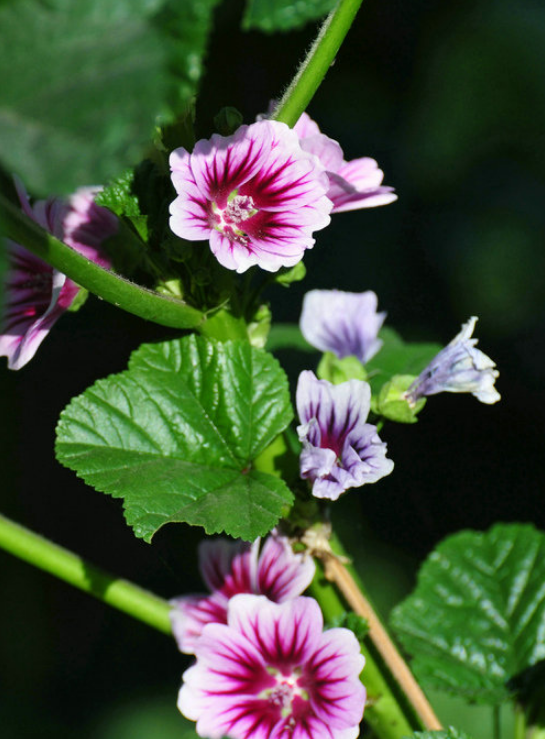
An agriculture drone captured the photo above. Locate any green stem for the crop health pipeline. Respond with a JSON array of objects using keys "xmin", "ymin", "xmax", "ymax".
[
  {"xmin": 272, "ymin": 0, "xmax": 364, "ymax": 128},
  {"xmin": 0, "ymin": 192, "xmax": 203, "ymax": 330},
  {"xmin": 0, "ymin": 514, "xmax": 172, "ymax": 635},
  {"xmin": 309, "ymin": 559, "xmax": 416, "ymax": 739}
]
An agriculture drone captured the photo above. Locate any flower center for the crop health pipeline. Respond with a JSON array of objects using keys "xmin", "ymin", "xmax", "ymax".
[
  {"xmin": 211, "ymin": 192, "xmax": 258, "ymax": 245},
  {"xmin": 260, "ymin": 668, "xmax": 309, "ymax": 719}
]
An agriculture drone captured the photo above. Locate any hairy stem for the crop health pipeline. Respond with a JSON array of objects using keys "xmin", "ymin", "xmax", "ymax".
[
  {"xmin": 0, "ymin": 192, "xmax": 204, "ymax": 330},
  {"xmin": 0, "ymin": 514, "xmax": 172, "ymax": 635},
  {"xmin": 272, "ymin": 0, "xmax": 364, "ymax": 128}
]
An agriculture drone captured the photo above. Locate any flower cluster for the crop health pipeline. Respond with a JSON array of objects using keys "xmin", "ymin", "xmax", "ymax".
[
  {"xmin": 0, "ymin": 180, "xmax": 117, "ymax": 370},
  {"xmin": 173, "ymin": 533, "xmax": 366, "ymax": 739}
]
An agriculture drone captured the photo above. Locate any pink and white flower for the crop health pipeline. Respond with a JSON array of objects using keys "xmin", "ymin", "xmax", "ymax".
[
  {"xmin": 293, "ymin": 112, "xmax": 397, "ymax": 214},
  {"xmin": 0, "ymin": 180, "xmax": 117, "ymax": 370},
  {"xmin": 297, "ymin": 371, "xmax": 394, "ymax": 500},
  {"xmin": 300, "ymin": 289, "xmax": 386, "ymax": 364},
  {"xmin": 170, "ymin": 533, "xmax": 315, "ymax": 654},
  {"xmin": 169, "ymin": 120, "xmax": 332, "ymax": 273},
  {"xmin": 179, "ymin": 594, "xmax": 366, "ymax": 739}
]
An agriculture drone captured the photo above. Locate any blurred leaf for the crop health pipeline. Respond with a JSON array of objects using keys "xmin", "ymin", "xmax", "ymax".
[
  {"xmin": 56, "ymin": 336, "xmax": 294, "ymax": 542},
  {"xmin": 365, "ymin": 327, "xmax": 440, "ymax": 396},
  {"xmin": 266, "ymin": 323, "xmax": 315, "ymax": 352},
  {"xmin": 0, "ymin": 0, "xmax": 219, "ymax": 195},
  {"xmin": 242, "ymin": 0, "xmax": 336, "ymax": 32},
  {"xmin": 391, "ymin": 524, "xmax": 545, "ymax": 704},
  {"xmin": 328, "ymin": 612, "xmax": 370, "ymax": 642},
  {"xmin": 274, "ymin": 262, "xmax": 306, "ymax": 286},
  {"xmin": 402, "ymin": 730, "xmax": 474, "ymax": 739}
]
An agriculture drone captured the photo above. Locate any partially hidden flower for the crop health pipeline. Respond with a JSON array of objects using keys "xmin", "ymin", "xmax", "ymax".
[
  {"xmin": 300, "ymin": 289, "xmax": 385, "ymax": 364},
  {"xmin": 179, "ymin": 594, "xmax": 366, "ymax": 739},
  {"xmin": 293, "ymin": 112, "xmax": 397, "ymax": 214},
  {"xmin": 297, "ymin": 371, "xmax": 394, "ymax": 500},
  {"xmin": 169, "ymin": 120, "xmax": 332, "ymax": 274},
  {"xmin": 405, "ymin": 316, "xmax": 501, "ymax": 406},
  {"xmin": 170, "ymin": 533, "xmax": 315, "ymax": 654},
  {"xmin": 0, "ymin": 180, "xmax": 117, "ymax": 370}
]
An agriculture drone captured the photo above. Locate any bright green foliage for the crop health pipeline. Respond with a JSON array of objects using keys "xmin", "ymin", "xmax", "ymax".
[
  {"xmin": 365, "ymin": 327, "xmax": 441, "ymax": 396},
  {"xmin": 0, "ymin": 0, "xmax": 218, "ymax": 195},
  {"xmin": 402, "ymin": 730, "xmax": 474, "ymax": 739},
  {"xmin": 55, "ymin": 336, "xmax": 295, "ymax": 542},
  {"xmin": 243, "ymin": 0, "xmax": 337, "ymax": 32},
  {"xmin": 317, "ymin": 352, "xmax": 367, "ymax": 384},
  {"xmin": 391, "ymin": 524, "xmax": 545, "ymax": 704},
  {"xmin": 371, "ymin": 374, "xmax": 426, "ymax": 423},
  {"xmin": 266, "ymin": 323, "xmax": 315, "ymax": 353}
]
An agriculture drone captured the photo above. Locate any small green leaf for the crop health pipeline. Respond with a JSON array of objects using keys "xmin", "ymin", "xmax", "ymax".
[
  {"xmin": 243, "ymin": 0, "xmax": 336, "ymax": 32},
  {"xmin": 402, "ymin": 730, "xmax": 474, "ymax": 739},
  {"xmin": 328, "ymin": 612, "xmax": 370, "ymax": 642},
  {"xmin": 55, "ymin": 336, "xmax": 295, "ymax": 541},
  {"xmin": 365, "ymin": 327, "xmax": 441, "ymax": 396},
  {"xmin": 266, "ymin": 323, "xmax": 315, "ymax": 353},
  {"xmin": 371, "ymin": 374, "xmax": 426, "ymax": 424},
  {"xmin": 317, "ymin": 352, "xmax": 367, "ymax": 385},
  {"xmin": 274, "ymin": 262, "xmax": 307, "ymax": 286},
  {"xmin": 391, "ymin": 524, "xmax": 545, "ymax": 704}
]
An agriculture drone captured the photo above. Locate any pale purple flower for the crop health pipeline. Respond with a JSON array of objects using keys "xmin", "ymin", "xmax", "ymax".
[
  {"xmin": 405, "ymin": 316, "xmax": 501, "ymax": 406},
  {"xmin": 300, "ymin": 289, "xmax": 385, "ymax": 364},
  {"xmin": 297, "ymin": 371, "xmax": 394, "ymax": 500},
  {"xmin": 179, "ymin": 594, "xmax": 366, "ymax": 739},
  {"xmin": 293, "ymin": 112, "xmax": 397, "ymax": 214},
  {"xmin": 169, "ymin": 120, "xmax": 332, "ymax": 273},
  {"xmin": 170, "ymin": 533, "xmax": 315, "ymax": 654},
  {"xmin": 0, "ymin": 181, "xmax": 117, "ymax": 370}
]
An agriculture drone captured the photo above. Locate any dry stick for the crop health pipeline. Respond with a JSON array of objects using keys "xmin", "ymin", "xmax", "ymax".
[{"xmin": 323, "ymin": 554, "xmax": 443, "ymax": 732}]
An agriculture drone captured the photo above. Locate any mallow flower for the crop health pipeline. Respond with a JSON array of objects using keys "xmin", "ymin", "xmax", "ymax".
[
  {"xmin": 297, "ymin": 371, "xmax": 394, "ymax": 500},
  {"xmin": 300, "ymin": 289, "xmax": 385, "ymax": 364},
  {"xmin": 169, "ymin": 120, "xmax": 332, "ymax": 273},
  {"xmin": 170, "ymin": 533, "xmax": 315, "ymax": 654},
  {"xmin": 179, "ymin": 594, "xmax": 366, "ymax": 739},
  {"xmin": 405, "ymin": 316, "xmax": 500, "ymax": 406},
  {"xmin": 293, "ymin": 112, "xmax": 397, "ymax": 213},
  {"xmin": 0, "ymin": 180, "xmax": 117, "ymax": 370}
]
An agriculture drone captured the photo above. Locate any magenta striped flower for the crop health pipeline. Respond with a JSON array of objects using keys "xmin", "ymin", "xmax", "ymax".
[
  {"xmin": 300, "ymin": 289, "xmax": 385, "ymax": 364},
  {"xmin": 169, "ymin": 120, "xmax": 332, "ymax": 273},
  {"xmin": 297, "ymin": 371, "xmax": 394, "ymax": 500},
  {"xmin": 293, "ymin": 112, "xmax": 397, "ymax": 214},
  {"xmin": 0, "ymin": 181, "xmax": 117, "ymax": 370},
  {"xmin": 170, "ymin": 533, "xmax": 315, "ymax": 654},
  {"xmin": 179, "ymin": 594, "xmax": 366, "ymax": 739}
]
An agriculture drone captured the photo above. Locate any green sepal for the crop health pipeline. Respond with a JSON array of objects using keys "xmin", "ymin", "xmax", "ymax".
[
  {"xmin": 371, "ymin": 374, "xmax": 426, "ymax": 424},
  {"xmin": 274, "ymin": 262, "xmax": 307, "ymax": 286},
  {"xmin": 328, "ymin": 612, "xmax": 370, "ymax": 642},
  {"xmin": 66, "ymin": 287, "xmax": 89, "ymax": 313},
  {"xmin": 317, "ymin": 352, "xmax": 367, "ymax": 385}
]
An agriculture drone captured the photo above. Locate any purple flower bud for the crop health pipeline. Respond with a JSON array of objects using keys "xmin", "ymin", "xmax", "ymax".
[
  {"xmin": 300, "ymin": 289, "xmax": 386, "ymax": 364},
  {"xmin": 405, "ymin": 317, "xmax": 500, "ymax": 406},
  {"xmin": 296, "ymin": 371, "xmax": 394, "ymax": 500}
]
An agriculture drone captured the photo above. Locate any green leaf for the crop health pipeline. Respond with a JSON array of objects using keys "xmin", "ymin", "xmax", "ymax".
[
  {"xmin": 402, "ymin": 730, "xmax": 474, "ymax": 739},
  {"xmin": 365, "ymin": 327, "xmax": 441, "ymax": 396},
  {"xmin": 243, "ymin": 0, "xmax": 336, "ymax": 32},
  {"xmin": 0, "ymin": 0, "xmax": 219, "ymax": 194},
  {"xmin": 55, "ymin": 336, "xmax": 295, "ymax": 542},
  {"xmin": 266, "ymin": 323, "xmax": 315, "ymax": 353},
  {"xmin": 390, "ymin": 524, "xmax": 545, "ymax": 704}
]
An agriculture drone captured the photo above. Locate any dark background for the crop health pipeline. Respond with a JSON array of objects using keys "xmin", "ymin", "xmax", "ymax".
[{"xmin": 2, "ymin": 0, "xmax": 544, "ymax": 736}]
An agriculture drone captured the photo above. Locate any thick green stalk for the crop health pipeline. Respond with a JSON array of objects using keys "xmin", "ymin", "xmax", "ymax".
[
  {"xmin": 0, "ymin": 192, "xmax": 203, "ymax": 330},
  {"xmin": 309, "ymin": 559, "xmax": 416, "ymax": 739},
  {"xmin": 272, "ymin": 0, "xmax": 364, "ymax": 128},
  {"xmin": 0, "ymin": 514, "xmax": 172, "ymax": 635}
]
